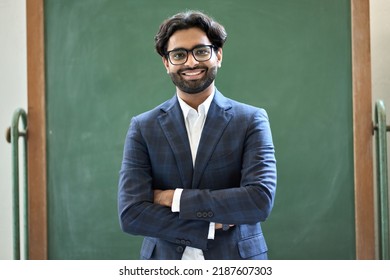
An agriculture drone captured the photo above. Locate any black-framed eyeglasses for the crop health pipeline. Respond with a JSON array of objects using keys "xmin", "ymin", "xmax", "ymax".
[{"xmin": 165, "ymin": 44, "xmax": 216, "ymax": 65}]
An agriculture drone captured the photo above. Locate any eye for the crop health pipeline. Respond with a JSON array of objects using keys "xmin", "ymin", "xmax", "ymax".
[
  {"xmin": 170, "ymin": 50, "xmax": 187, "ymax": 61},
  {"xmin": 194, "ymin": 47, "xmax": 211, "ymax": 57}
]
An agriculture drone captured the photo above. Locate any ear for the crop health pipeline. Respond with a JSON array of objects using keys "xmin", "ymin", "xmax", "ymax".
[
  {"xmin": 162, "ymin": 57, "xmax": 170, "ymax": 73},
  {"xmin": 216, "ymin": 48, "xmax": 223, "ymax": 68}
]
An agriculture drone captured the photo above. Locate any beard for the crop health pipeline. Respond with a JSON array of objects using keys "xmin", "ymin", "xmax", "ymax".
[{"xmin": 168, "ymin": 65, "xmax": 218, "ymax": 94}]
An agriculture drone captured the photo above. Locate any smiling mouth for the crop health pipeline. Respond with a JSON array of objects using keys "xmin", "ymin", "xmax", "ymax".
[
  {"xmin": 179, "ymin": 68, "xmax": 207, "ymax": 78},
  {"xmin": 182, "ymin": 70, "xmax": 204, "ymax": 76}
]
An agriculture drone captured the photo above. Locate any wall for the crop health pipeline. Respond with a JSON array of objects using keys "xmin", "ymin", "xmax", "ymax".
[
  {"xmin": 370, "ymin": 0, "xmax": 390, "ymax": 173},
  {"xmin": 0, "ymin": 0, "xmax": 27, "ymax": 260},
  {"xmin": 370, "ymin": 0, "xmax": 390, "ymax": 258}
]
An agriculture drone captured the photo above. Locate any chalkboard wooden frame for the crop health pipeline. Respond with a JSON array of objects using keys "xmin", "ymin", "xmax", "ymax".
[
  {"xmin": 26, "ymin": 0, "xmax": 47, "ymax": 260},
  {"xmin": 26, "ymin": 0, "xmax": 375, "ymax": 259},
  {"xmin": 351, "ymin": 0, "xmax": 375, "ymax": 259}
]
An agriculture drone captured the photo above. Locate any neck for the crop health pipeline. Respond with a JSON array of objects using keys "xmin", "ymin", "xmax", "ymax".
[{"xmin": 177, "ymin": 83, "xmax": 215, "ymax": 110}]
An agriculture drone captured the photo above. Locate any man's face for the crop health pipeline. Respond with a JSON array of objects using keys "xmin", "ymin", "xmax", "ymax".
[{"xmin": 163, "ymin": 27, "xmax": 223, "ymax": 94}]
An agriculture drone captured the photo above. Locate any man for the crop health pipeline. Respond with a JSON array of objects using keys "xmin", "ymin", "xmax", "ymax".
[{"xmin": 118, "ymin": 10, "xmax": 276, "ymax": 260}]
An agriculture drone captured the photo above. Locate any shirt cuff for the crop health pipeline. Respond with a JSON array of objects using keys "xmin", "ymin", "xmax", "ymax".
[
  {"xmin": 171, "ymin": 188, "xmax": 183, "ymax": 212},
  {"xmin": 208, "ymin": 223, "xmax": 215, "ymax": 239}
]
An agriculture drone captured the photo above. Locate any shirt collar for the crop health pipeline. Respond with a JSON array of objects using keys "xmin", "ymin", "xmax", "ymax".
[{"xmin": 177, "ymin": 90, "xmax": 215, "ymax": 119}]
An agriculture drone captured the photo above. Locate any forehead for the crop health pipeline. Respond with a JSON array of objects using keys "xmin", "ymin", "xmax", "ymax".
[{"xmin": 167, "ymin": 27, "xmax": 212, "ymax": 50}]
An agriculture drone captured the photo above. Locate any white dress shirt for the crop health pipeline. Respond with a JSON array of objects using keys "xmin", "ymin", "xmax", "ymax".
[{"xmin": 171, "ymin": 91, "xmax": 215, "ymax": 260}]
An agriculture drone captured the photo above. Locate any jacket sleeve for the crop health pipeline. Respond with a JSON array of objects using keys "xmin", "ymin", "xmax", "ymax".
[
  {"xmin": 179, "ymin": 108, "xmax": 277, "ymax": 224},
  {"xmin": 118, "ymin": 116, "xmax": 210, "ymax": 250}
]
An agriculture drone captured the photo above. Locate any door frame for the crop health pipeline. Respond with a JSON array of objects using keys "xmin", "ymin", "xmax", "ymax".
[{"xmin": 26, "ymin": 0, "xmax": 375, "ymax": 259}]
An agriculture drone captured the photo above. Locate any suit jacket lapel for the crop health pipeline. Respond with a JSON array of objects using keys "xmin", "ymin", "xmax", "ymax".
[
  {"xmin": 192, "ymin": 91, "xmax": 233, "ymax": 189},
  {"xmin": 158, "ymin": 95, "xmax": 194, "ymax": 189}
]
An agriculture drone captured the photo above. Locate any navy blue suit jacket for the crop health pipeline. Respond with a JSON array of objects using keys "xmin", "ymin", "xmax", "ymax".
[{"xmin": 118, "ymin": 89, "xmax": 276, "ymax": 259}]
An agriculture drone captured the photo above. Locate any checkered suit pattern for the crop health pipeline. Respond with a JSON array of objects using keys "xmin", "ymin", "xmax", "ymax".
[{"xmin": 118, "ymin": 89, "xmax": 276, "ymax": 259}]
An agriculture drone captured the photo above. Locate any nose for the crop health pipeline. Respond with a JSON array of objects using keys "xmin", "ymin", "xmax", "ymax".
[{"xmin": 185, "ymin": 52, "xmax": 199, "ymax": 67}]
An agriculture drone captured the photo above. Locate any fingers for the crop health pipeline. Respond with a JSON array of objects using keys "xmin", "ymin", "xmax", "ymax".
[
  {"xmin": 153, "ymin": 189, "xmax": 174, "ymax": 207},
  {"xmin": 153, "ymin": 190, "xmax": 163, "ymax": 204},
  {"xmin": 215, "ymin": 223, "xmax": 235, "ymax": 231}
]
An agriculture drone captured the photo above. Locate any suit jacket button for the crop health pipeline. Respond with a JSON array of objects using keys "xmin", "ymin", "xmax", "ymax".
[
  {"xmin": 185, "ymin": 240, "xmax": 191, "ymax": 246},
  {"xmin": 176, "ymin": 246, "xmax": 184, "ymax": 253},
  {"xmin": 202, "ymin": 212, "xmax": 208, "ymax": 218},
  {"xmin": 196, "ymin": 212, "xmax": 202, "ymax": 218},
  {"xmin": 180, "ymin": 239, "xmax": 186, "ymax": 245},
  {"xmin": 207, "ymin": 211, "xmax": 214, "ymax": 218},
  {"xmin": 175, "ymin": 239, "xmax": 181, "ymax": 244}
]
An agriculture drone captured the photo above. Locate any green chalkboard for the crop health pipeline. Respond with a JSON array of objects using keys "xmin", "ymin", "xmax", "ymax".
[{"xmin": 45, "ymin": 0, "xmax": 354, "ymax": 259}]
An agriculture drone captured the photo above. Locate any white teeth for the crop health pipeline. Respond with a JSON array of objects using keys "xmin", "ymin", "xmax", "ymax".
[{"xmin": 183, "ymin": 71, "xmax": 202, "ymax": 76}]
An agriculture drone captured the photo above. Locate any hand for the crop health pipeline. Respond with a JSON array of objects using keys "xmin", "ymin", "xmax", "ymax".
[
  {"xmin": 154, "ymin": 189, "xmax": 175, "ymax": 207},
  {"xmin": 215, "ymin": 223, "xmax": 235, "ymax": 230}
]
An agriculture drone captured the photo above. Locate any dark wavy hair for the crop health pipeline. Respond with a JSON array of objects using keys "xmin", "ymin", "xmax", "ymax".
[{"xmin": 154, "ymin": 10, "xmax": 227, "ymax": 57}]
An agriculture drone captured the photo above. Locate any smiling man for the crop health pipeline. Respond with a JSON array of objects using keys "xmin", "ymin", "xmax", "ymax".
[{"xmin": 118, "ymin": 10, "xmax": 277, "ymax": 260}]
